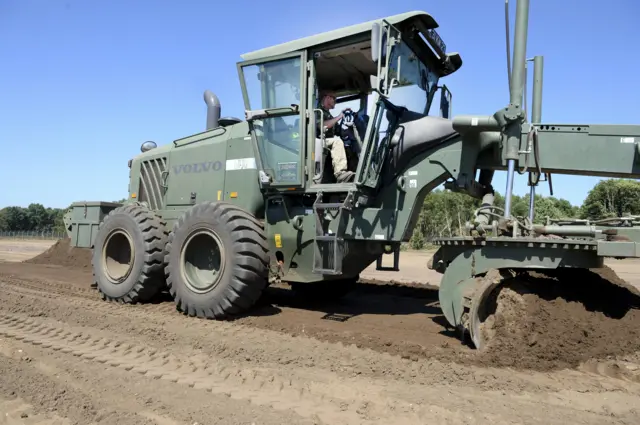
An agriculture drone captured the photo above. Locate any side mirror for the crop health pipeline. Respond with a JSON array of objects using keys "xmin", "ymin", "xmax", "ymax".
[
  {"xmin": 439, "ymin": 85, "xmax": 452, "ymax": 119},
  {"xmin": 141, "ymin": 141, "xmax": 157, "ymax": 152},
  {"xmin": 440, "ymin": 52, "xmax": 463, "ymax": 76},
  {"xmin": 371, "ymin": 23, "xmax": 380, "ymax": 62}
]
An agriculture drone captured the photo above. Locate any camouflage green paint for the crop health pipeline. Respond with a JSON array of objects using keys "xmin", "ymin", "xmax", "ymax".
[
  {"xmin": 126, "ymin": 121, "xmax": 264, "ymax": 218},
  {"xmin": 597, "ymin": 240, "xmax": 640, "ymax": 257},
  {"xmin": 64, "ymin": 201, "xmax": 123, "ymax": 248},
  {"xmin": 324, "ymin": 135, "xmax": 480, "ymax": 242},
  {"xmin": 263, "ymin": 197, "xmax": 385, "ymax": 283}
]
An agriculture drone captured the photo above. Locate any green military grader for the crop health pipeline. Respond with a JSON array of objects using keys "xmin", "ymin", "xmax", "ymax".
[{"xmin": 64, "ymin": 0, "xmax": 640, "ymax": 349}]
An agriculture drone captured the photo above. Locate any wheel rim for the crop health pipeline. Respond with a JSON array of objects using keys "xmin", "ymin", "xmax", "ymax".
[
  {"xmin": 180, "ymin": 228, "xmax": 225, "ymax": 293},
  {"xmin": 102, "ymin": 229, "xmax": 134, "ymax": 284}
]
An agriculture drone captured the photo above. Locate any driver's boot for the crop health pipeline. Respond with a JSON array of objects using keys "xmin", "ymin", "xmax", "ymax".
[{"xmin": 335, "ymin": 170, "xmax": 355, "ymax": 182}]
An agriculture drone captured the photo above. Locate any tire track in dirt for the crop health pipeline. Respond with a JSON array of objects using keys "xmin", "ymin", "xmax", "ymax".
[
  {"xmin": 4, "ymin": 276, "xmax": 640, "ymax": 425},
  {"xmin": 0, "ymin": 330, "xmax": 315, "ymax": 425},
  {"xmin": 0, "ymin": 344, "xmax": 160, "ymax": 425},
  {"xmin": 7, "ymin": 262, "xmax": 639, "ymax": 379},
  {"xmin": 0, "ymin": 396, "xmax": 72, "ymax": 424},
  {"xmin": 2, "ymin": 271, "xmax": 640, "ymax": 423},
  {"xmin": 1, "ymin": 311, "xmax": 633, "ymax": 425},
  {"xmin": 0, "ymin": 311, "xmax": 439, "ymax": 425},
  {"xmin": 1, "ymin": 274, "xmax": 639, "ymax": 396}
]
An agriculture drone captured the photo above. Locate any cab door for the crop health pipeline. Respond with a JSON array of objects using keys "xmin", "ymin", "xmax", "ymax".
[
  {"xmin": 355, "ymin": 20, "xmax": 402, "ymax": 192},
  {"xmin": 237, "ymin": 51, "xmax": 308, "ymax": 190}
]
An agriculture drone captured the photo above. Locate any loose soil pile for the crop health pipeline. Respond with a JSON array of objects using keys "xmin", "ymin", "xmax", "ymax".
[
  {"xmin": 25, "ymin": 238, "xmax": 92, "ymax": 269},
  {"xmin": 477, "ymin": 268, "xmax": 640, "ymax": 371}
]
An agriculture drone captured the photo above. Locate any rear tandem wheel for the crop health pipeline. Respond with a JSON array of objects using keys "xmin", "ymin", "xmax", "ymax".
[{"xmin": 91, "ymin": 203, "xmax": 169, "ymax": 303}]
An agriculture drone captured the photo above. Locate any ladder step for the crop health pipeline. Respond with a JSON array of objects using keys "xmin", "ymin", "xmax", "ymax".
[
  {"xmin": 312, "ymin": 238, "xmax": 344, "ymax": 275},
  {"xmin": 312, "ymin": 268, "xmax": 343, "ymax": 275},
  {"xmin": 315, "ymin": 235, "xmax": 343, "ymax": 242},
  {"xmin": 312, "ymin": 191, "xmax": 355, "ymax": 275},
  {"xmin": 313, "ymin": 202, "xmax": 344, "ymax": 210}
]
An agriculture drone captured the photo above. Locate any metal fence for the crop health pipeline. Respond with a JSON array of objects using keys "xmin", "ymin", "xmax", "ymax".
[{"xmin": 0, "ymin": 230, "xmax": 66, "ymax": 240}]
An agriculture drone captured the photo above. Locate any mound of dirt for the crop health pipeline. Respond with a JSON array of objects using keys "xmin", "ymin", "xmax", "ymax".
[
  {"xmin": 25, "ymin": 238, "xmax": 92, "ymax": 270},
  {"xmin": 476, "ymin": 267, "xmax": 640, "ymax": 371}
]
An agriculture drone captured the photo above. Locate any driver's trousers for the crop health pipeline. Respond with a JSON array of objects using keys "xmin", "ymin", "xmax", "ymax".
[{"xmin": 324, "ymin": 136, "xmax": 349, "ymax": 178}]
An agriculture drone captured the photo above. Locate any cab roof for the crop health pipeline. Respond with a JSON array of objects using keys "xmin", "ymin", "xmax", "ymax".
[{"xmin": 239, "ymin": 11, "xmax": 439, "ymax": 62}]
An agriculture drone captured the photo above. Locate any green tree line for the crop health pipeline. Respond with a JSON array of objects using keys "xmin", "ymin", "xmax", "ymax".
[
  {"xmin": 0, "ymin": 203, "xmax": 68, "ymax": 233},
  {"xmin": 0, "ymin": 198, "xmax": 128, "ymax": 234},
  {"xmin": 1, "ymin": 180, "xmax": 639, "ymax": 243}
]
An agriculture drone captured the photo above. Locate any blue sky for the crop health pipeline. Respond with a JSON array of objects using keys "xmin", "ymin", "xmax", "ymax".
[{"xmin": 1, "ymin": 0, "xmax": 638, "ymax": 209}]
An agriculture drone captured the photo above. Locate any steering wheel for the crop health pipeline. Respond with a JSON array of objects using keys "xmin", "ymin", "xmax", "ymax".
[{"xmin": 338, "ymin": 108, "xmax": 357, "ymax": 129}]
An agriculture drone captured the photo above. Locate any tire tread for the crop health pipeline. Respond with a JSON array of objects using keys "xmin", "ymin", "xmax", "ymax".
[
  {"xmin": 93, "ymin": 203, "xmax": 168, "ymax": 303},
  {"xmin": 164, "ymin": 201, "xmax": 269, "ymax": 319}
]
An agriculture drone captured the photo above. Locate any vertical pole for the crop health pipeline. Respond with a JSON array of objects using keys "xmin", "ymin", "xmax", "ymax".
[
  {"xmin": 528, "ymin": 55, "xmax": 544, "ymax": 222},
  {"xmin": 509, "ymin": 0, "xmax": 530, "ymax": 106},
  {"xmin": 528, "ymin": 184, "xmax": 535, "ymax": 221},
  {"xmin": 503, "ymin": 0, "xmax": 530, "ymax": 219},
  {"xmin": 504, "ymin": 160, "xmax": 516, "ymax": 217},
  {"xmin": 531, "ymin": 55, "xmax": 544, "ymax": 123}
]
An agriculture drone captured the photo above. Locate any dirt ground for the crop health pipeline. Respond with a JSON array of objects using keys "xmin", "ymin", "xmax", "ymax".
[{"xmin": 0, "ymin": 238, "xmax": 639, "ymax": 425}]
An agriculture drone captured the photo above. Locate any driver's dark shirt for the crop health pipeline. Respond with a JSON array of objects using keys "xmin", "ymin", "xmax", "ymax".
[{"xmin": 318, "ymin": 107, "xmax": 337, "ymax": 138}]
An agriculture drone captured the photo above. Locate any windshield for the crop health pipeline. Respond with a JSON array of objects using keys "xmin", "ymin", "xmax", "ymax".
[
  {"xmin": 360, "ymin": 40, "xmax": 440, "ymax": 187},
  {"xmin": 369, "ymin": 40, "xmax": 440, "ymax": 116}
]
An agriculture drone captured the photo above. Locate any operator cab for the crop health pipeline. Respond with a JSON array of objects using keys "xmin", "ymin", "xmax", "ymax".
[{"xmin": 236, "ymin": 12, "xmax": 461, "ymax": 193}]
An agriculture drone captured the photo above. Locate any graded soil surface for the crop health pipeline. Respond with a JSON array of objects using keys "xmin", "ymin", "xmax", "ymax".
[
  {"xmin": 0, "ymin": 238, "xmax": 639, "ymax": 424},
  {"xmin": 0, "ymin": 239, "xmax": 56, "ymax": 262}
]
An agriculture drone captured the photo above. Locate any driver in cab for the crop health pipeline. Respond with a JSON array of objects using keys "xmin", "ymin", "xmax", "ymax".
[{"xmin": 317, "ymin": 90, "xmax": 355, "ymax": 183}]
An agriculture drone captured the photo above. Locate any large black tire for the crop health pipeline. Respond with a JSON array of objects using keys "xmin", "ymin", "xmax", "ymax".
[
  {"xmin": 164, "ymin": 201, "xmax": 269, "ymax": 319},
  {"xmin": 92, "ymin": 203, "xmax": 168, "ymax": 303}
]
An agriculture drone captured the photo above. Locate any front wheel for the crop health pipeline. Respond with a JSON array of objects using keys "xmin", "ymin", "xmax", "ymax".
[{"xmin": 164, "ymin": 201, "xmax": 269, "ymax": 319}]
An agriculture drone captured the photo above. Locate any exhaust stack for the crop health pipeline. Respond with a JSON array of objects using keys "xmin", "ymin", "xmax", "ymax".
[{"xmin": 204, "ymin": 90, "xmax": 221, "ymax": 130}]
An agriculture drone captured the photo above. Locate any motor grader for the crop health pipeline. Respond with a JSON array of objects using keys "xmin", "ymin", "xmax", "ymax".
[{"xmin": 64, "ymin": 0, "xmax": 640, "ymax": 349}]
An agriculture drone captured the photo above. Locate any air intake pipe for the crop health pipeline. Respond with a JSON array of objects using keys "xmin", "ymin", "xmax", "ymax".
[{"xmin": 203, "ymin": 89, "xmax": 221, "ymax": 130}]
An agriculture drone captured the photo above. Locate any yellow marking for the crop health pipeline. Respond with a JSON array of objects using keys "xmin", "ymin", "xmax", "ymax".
[
  {"xmin": 217, "ymin": 190, "xmax": 222, "ymax": 200},
  {"xmin": 131, "ymin": 193, "xmax": 137, "ymax": 198},
  {"xmin": 274, "ymin": 234, "xmax": 282, "ymax": 248},
  {"xmin": 230, "ymin": 192, "xmax": 238, "ymax": 198}
]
